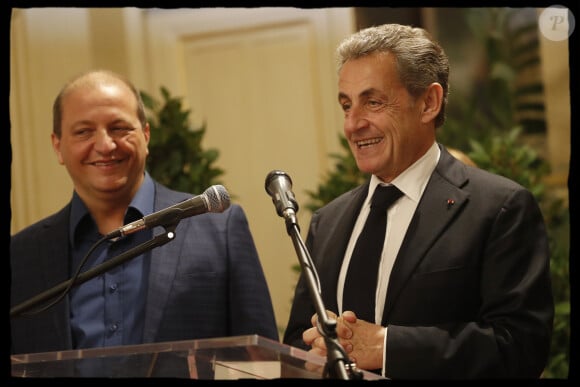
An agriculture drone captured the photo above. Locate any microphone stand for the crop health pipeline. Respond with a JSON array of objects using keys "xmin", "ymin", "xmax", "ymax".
[
  {"xmin": 284, "ymin": 217, "xmax": 363, "ymax": 380},
  {"xmin": 10, "ymin": 227, "xmax": 177, "ymax": 318}
]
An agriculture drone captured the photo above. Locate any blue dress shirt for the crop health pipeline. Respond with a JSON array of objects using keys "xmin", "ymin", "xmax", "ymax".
[{"xmin": 68, "ymin": 173, "xmax": 155, "ymax": 348}]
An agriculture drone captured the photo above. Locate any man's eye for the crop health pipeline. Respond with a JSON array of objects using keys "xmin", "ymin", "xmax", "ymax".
[
  {"xmin": 110, "ymin": 127, "xmax": 132, "ymax": 136},
  {"xmin": 73, "ymin": 128, "xmax": 92, "ymax": 137}
]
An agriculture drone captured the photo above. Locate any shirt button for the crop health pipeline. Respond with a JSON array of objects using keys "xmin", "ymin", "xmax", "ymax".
[
  {"xmin": 109, "ymin": 283, "xmax": 118, "ymax": 292},
  {"xmin": 110, "ymin": 323, "xmax": 119, "ymax": 332}
]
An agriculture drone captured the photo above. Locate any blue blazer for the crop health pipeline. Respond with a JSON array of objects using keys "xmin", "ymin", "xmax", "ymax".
[
  {"xmin": 283, "ymin": 144, "xmax": 554, "ymax": 378},
  {"xmin": 11, "ymin": 181, "xmax": 279, "ymax": 354}
]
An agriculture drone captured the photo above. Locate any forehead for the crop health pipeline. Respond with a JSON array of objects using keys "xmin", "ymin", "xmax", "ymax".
[
  {"xmin": 65, "ymin": 75, "xmax": 131, "ymax": 99},
  {"xmin": 61, "ymin": 77, "xmax": 138, "ymax": 114},
  {"xmin": 59, "ymin": 80, "xmax": 141, "ymax": 133},
  {"xmin": 338, "ymin": 52, "xmax": 400, "ymax": 94}
]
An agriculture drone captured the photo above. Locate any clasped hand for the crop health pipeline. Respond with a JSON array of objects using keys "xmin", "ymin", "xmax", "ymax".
[{"xmin": 302, "ymin": 310, "xmax": 385, "ymax": 371}]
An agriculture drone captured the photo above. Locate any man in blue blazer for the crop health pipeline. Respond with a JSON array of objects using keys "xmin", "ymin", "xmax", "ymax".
[
  {"xmin": 283, "ymin": 24, "xmax": 554, "ymax": 379},
  {"xmin": 10, "ymin": 70, "xmax": 278, "ymax": 357}
]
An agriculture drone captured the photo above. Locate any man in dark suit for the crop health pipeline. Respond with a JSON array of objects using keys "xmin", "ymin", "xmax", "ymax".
[
  {"xmin": 10, "ymin": 70, "xmax": 278, "ymax": 358},
  {"xmin": 283, "ymin": 24, "xmax": 553, "ymax": 379}
]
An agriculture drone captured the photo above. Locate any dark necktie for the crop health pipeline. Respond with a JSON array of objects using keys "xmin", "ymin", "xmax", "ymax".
[{"xmin": 342, "ymin": 185, "xmax": 403, "ymax": 322}]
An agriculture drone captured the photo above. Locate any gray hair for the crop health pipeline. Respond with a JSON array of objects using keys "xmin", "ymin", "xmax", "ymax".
[{"xmin": 337, "ymin": 24, "xmax": 449, "ymax": 128}]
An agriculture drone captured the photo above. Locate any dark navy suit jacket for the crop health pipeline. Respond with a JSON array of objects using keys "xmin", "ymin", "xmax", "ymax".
[
  {"xmin": 283, "ymin": 144, "xmax": 553, "ymax": 379},
  {"xmin": 11, "ymin": 181, "xmax": 279, "ymax": 355}
]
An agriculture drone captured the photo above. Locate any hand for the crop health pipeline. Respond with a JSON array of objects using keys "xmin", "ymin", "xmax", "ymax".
[
  {"xmin": 301, "ymin": 310, "xmax": 341, "ymax": 374},
  {"xmin": 303, "ymin": 310, "xmax": 385, "ymax": 371}
]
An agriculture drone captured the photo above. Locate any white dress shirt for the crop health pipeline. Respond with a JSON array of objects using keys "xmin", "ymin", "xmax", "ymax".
[{"xmin": 337, "ymin": 141, "xmax": 440, "ymax": 376}]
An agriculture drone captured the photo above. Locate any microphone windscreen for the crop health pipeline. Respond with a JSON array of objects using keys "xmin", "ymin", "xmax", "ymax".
[{"xmin": 205, "ymin": 185, "xmax": 231, "ymax": 213}]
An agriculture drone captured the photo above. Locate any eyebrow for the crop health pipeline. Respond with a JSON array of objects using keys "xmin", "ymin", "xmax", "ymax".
[
  {"xmin": 338, "ymin": 88, "xmax": 382, "ymax": 102},
  {"xmin": 70, "ymin": 118, "xmax": 133, "ymax": 129}
]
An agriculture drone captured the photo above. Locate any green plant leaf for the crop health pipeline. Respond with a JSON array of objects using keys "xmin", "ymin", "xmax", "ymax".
[{"xmin": 140, "ymin": 87, "xmax": 225, "ymax": 195}]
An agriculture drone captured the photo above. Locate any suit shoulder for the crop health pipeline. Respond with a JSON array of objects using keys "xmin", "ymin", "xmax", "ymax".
[
  {"xmin": 11, "ymin": 206, "xmax": 69, "ymax": 241},
  {"xmin": 439, "ymin": 145, "xmax": 528, "ymax": 194},
  {"xmin": 153, "ymin": 181, "xmax": 191, "ymax": 201},
  {"xmin": 453, "ymin": 166, "xmax": 542, "ymax": 212},
  {"xmin": 156, "ymin": 182, "xmax": 249, "ymax": 215},
  {"xmin": 314, "ymin": 184, "xmax": 366, "ymax": 215},
  {"xmin": 465, "ymin": 165, "xmax": 528, "ymax": 192}
]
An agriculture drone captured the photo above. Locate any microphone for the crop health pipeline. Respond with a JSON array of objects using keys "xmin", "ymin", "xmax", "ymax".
[
  {"xmin": 265, "ymin": 170, "xmax": 299, "ymax": 225},
  {"xmin": 106, "ymin": 184, "xmax": 230, "ymax": 239}
]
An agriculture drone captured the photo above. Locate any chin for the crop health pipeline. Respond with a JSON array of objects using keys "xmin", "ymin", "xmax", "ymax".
[{"xmin": 355, "ymin": 162, "xmax": 377, "ymax": 176}]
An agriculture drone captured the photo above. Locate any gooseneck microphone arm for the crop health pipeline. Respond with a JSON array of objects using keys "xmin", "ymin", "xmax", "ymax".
[
  {"xmin": 10, "ymin": 229, "xmax": 176, "ymax": 318},
  {"xmin": 265, "ymin": 170, "xmax": 363, "ymax": 380},
  {"xmin": 286, "ymin": 222, "xmax": 362, "ymax": 380},
  {"xmin": 11, "ymin": 185, "xmax": 231, "ymax": 318}
]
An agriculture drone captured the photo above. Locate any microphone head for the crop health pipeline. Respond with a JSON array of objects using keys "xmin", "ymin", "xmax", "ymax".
[
  {"xmin": 265, "ymin": 170, "xmax": 292, "ymax": 195},
  {"xmin": 204, "ymin": 185, "xmax": 231, "ymax": 213},
  {"xmin": 265, "ymin": 170, "xmax": 299, "ymax": 218}
]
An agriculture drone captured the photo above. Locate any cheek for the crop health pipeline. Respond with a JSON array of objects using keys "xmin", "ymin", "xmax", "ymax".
[
  {"xmin": 139, "ymin": 141, "xmax": 150, "ymax": 157},
  {"xmin": 61, "ymin": 139, "xmax": 95, "ymax": 162},
  {"xmin": 53, "ymin": 145, "xmax": 65, "ymax": 165},
  {"xmin": 56, "ymin": 152, "xmax": 65, "ymax": 165},
  {"xmin": 126, "ymin": 138, "xmax": 151, "ymax": 162},
  {"xmin": 124, "ymin": 133, "xmax": 149, "ymax": 153},
  {"xmin": 345, "ymin": 138, "xmax": 360, "ymax": 155},
  {"xmin": 58, "ymin": 146, "xmax": 80, "ymax": 165}
]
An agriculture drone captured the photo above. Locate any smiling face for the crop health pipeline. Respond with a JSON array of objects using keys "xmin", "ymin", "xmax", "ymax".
[
  {"xmin": 338, "ymin": 52, "xmax": 439, "ymax": 182},
  {"xmin": 51, "ymin": 75, "xmax": 150, "ymax": 205}
]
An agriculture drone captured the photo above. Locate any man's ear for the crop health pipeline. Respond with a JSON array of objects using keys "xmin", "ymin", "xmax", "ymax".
[
  {"xmin": 420, "ymin": 82, "xmax": 443, "ymax": 124},
  {"xmin": 143, "ymin": 122, "xmax": 151, "ymax": 144},
  {"xmin": 51, "ymin": 132, "xmax": 64, "ymax": 165},
  {"xmin": 143, "ymin": 122, "xmax": 151, "ymax": 157}
]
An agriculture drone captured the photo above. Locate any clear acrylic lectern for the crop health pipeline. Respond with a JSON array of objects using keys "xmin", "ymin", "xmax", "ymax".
[{"xmin": 11, "ymin": 334, "xmax": 385, "ymax": 380}]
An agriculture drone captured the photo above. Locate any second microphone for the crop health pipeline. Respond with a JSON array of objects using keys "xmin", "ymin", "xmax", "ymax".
[{"xmin": 106, "ymin": 184, "xmax": 231, "ymax": 239}]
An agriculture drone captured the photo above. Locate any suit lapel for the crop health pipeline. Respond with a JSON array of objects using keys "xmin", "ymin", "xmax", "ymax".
[
  {"xmin": 142, "ymin": 184, "xmax": 187, "ymax": 342},
  {"xmin": 39, "ymin": 209, "xmax": 74, "ymax": 349},
  {"xmin": 382, "ymin": 147, "xmax": 470, "ymax": 323}
]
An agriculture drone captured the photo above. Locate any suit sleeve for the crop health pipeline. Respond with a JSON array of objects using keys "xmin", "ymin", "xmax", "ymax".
[{"xmin": 226, "ymin": 205, "xmax": 279, "ymax": 341}]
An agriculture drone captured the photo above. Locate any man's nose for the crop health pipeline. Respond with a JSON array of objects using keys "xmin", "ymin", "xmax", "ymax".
[{"xmin": 94, "ymin": 129, "xmax": 117, "ymax": 152}]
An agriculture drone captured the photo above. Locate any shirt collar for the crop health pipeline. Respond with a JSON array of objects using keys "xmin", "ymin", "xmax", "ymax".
[
  {"xmin": 369, "ymin": 141, "xmax": 440, "ymax": 204},
  {"xmin": 69, "ymin": 172, "xmax": 156, "ymax": 245}
]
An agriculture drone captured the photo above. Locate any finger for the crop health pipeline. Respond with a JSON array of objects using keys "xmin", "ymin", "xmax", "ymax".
[
  {"xmin": 342, "ymin": 310, "xmax": 358, "ymax": 322},
  {"xmin": 335, "ymin": 320, "xmax": 353, "ymax": 339},
  {"xmin": 313, "ymin": 336, "xmax": 327, "ymax": 350},
  {"xmin": 339, "ymin": 339, "xmax": 353, "ymax": 353},
  {"xmin": 325, "ymin": 310, "xmax": 337, "ymax": 320},
  {"xmin": 309, "ymin": 347, "xmax": 326, "ymax": 358},
  {"xmin": 302, "ymin": 327, "xmax": 320, "ymax": 345},
  {"xmin": 341, "ymin": 310, "xmax": 357, "ymax": 323},
  {"xmin": 310, "ymin": 313, "xmax": 318, "ymax": 327}
]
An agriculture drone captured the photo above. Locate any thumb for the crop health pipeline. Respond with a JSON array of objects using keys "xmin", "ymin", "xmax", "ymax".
[{"xmin": 342, "ymin": 310, "xmax": 358, "ymax": 323}]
